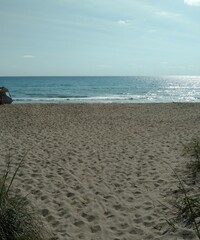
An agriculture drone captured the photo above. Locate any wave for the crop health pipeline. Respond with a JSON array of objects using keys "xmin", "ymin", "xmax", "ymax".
[
  {"xmin": 14, "ymin": 95, "xmax": 144, "ymax": 103},
  {"xmin": 13, "ymin": 93, "xmax": 200, "ymax": 103}
]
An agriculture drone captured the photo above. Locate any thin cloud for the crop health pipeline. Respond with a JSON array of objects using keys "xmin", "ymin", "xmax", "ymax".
[
  {"xmin": 184, "ymin": 0, "xmax": 200, "ymax": 6},
  {"xmin": 156, "ymin": 11, "xmax": 181, "ymax": 18},
  {"xmin": 23, "ymin": 55, "xmax": 34, "ymax": 58},
  {"xmin": 117, "ymin": 20, "xmax": 131, "ymax": 26}
]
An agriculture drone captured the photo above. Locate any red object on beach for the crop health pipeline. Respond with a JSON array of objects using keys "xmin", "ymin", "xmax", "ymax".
[{"xmin": 0, "ymin": 87, "xmax": 12, "ymax": 104}]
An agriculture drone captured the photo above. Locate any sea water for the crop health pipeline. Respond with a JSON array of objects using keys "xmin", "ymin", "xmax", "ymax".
[{"xmin": 0, "ymin": 76, "xmax": 200, "ymax": 103}]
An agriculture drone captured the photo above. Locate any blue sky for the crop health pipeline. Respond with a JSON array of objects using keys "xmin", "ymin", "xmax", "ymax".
[{"xmin": 0, "ymin": 0, "xmax": 200, "ymax": 76}]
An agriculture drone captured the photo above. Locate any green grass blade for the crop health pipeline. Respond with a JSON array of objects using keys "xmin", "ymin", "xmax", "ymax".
[{"xmin": 5, "ymin": 149, "xmax": 30, "ymax": 196}]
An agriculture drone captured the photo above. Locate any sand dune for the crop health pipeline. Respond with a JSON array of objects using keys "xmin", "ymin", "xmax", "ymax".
[{"xmin": 1, "ymin": 103, "xmax": 200, "ymax": 240}]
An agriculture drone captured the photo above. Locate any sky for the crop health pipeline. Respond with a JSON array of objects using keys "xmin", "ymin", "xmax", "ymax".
[{"xmin": 0, "ymin": 0, "xmax": 200, "ymax": 76}]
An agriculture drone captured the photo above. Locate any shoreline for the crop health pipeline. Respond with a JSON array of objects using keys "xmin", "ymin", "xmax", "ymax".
[
  {"xmin": 10, "ymin": 102, "xmax": 200, "ymax": 105},
  {"xmin": 1, "ymin": 103, "xmax": 200, "ymax": 239}
]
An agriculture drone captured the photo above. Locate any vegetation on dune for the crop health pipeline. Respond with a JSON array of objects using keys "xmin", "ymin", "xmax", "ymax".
[
  {"xmin": 0, "ymin": 151, "xmax": 49, "ymax": 240},
  {"xmin": 173, "ymin": 169, "xmax": 200, "ymax": 239},
  {"xmin": 166, "ymin": 138, "xmax": 200, "ymax": 239}
]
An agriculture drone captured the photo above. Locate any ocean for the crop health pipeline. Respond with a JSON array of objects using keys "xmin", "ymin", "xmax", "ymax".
[{"xmin": 0, "ymin": 76, "xmax": 200, "ymax": 104}]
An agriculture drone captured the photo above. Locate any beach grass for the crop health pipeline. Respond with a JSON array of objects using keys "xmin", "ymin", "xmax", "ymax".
[
  {"xmin": 175, "ymin": 179, "xmax": 200, "ymax": 239},
  {"xmin": 0, "ymin": 152, "xmax": 49, "ymax": 240},
  {"xmin": 166, "ymin": 139, "xmax": 200, "ymax": 239}
]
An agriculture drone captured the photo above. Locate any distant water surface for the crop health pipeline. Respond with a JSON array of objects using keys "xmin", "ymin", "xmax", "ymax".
[{"xmin": 0, "ymin": 76, "xmax": 200, "ymax": 103}]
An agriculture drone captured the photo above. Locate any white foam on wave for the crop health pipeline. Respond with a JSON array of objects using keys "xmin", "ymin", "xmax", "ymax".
[{"xmin": 13, "ymin": 91, "xmax": 200, "ymax": 104}]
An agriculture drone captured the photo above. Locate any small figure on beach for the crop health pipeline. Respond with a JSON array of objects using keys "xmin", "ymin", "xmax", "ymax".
[{"xmin": 0, "ymin": 87, "xmax": 13, "ymax": 104}]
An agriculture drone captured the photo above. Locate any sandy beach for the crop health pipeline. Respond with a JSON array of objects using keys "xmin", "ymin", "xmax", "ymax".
[{"xmin": 1, "ymin": 103, "xmax": 200, "ymax": 240}]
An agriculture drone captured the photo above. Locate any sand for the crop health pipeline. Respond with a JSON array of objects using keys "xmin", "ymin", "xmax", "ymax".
[{"xmin": 1, "ymin": 103, "xmax": 200, "ymax": 240}]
